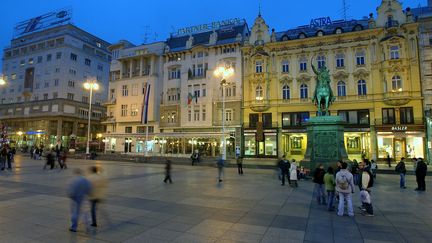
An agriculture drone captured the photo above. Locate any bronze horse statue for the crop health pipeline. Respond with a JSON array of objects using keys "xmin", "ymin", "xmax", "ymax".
[{"xmin": 312, "ymin": 64, "xmax": 335, "ymax": 116}]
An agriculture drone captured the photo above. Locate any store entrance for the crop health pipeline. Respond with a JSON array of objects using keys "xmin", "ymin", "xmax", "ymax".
[{"xmin": 394, "ymin": 139, "xmax": 405, "ymax": 161}]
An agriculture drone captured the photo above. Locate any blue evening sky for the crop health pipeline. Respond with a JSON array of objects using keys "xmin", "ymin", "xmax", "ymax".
[{"xmin": 0, "ymin": 0, "xmax": 426, "ymax": 68}]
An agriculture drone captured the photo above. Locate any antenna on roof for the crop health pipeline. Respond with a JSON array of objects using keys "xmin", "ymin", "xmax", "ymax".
[
  {"xmin": 142, "ymin": 25, "xmax": 150, "ymax": 44},
  {"xmin": 258, "ymin": 0, "xmax": 262, "ymax": 17},
  {"xmin": 153, "ymin": 32, "xmax": 158, "ymax": 41},
  {"xmin": 340, "ymin": 0, "xmax": 350, "ymax": 21}
]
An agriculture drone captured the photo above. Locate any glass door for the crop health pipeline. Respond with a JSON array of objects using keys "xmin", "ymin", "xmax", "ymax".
[{"xmin": 394, "ymin": 139, "xmax": 405, "ymax": 161}]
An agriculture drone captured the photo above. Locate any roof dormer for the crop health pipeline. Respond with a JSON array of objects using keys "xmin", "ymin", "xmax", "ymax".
[
  {"xmin": 249, "ymin": 13, "xmax": 271, "ymax": 46},
  {"xmin": 376, "ymin": 0, "xmax": 405, "ymax": 28}
]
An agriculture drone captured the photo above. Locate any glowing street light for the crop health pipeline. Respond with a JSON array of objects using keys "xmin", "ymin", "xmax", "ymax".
[
  {"xmin": 83, "ymin": 80, "xmax": 99, "ymax": 156},
  {"xmin": 0, "ymin": 77, "xmax": 6, "ymax": 86},
  {"xmin": 214, "ymin": 65, "xmax": 234, "ymax": 161}
]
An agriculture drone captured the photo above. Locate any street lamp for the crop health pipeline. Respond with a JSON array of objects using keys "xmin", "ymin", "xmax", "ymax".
[
  {"xmin": 214, "ymin": 65, "xmax": 234, "ymax": 161},
  {"xmin": 83, "ymin": 80, "xmax": 99, "ymax": 156},
  {"xmin": 0, "ymin": 78, "xmax": 6, "ymax": 86}
]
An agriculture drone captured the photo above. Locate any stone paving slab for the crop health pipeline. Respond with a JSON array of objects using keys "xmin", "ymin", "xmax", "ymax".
[{"xmin": 1, "ymin": 155, "xmax": 432, "ymax": 242}]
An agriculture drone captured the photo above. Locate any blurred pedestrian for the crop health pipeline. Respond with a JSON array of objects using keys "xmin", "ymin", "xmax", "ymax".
[
  {"xmin": 44, "ymin": 150, "xmax": 55, "ymax": 170},
  {"xmin": 324, "ymin": 167, "xmax": 336, "ymax": 211},
  {"xmin": 313, "ymin": 164, "xmax": 326, "ymax": 205},
  {"xmin": 395, "ymin": 157, "xmax": 407, "ymax": 189},
  {"xmin": 217, "ymin": 158, "xmax": 224, "ymax": 182},
  {"xmin": 68, "ymin": 169, "xmax": 91, "ymax": 232},
  {"xmin": 236, "ymin": 156, "xmax": 243, "ymax": 175},
  {"xmin": 290, "ymin": 159, "xmax": 298, "ymax": 187},
  {"xmin": 6, "ymin": 146, "xmax": 13, "ymax": 170},
  {"xmin": 60, "ymin": 149, "xmax": 68, "ymax": 169},
  {"xmin": 415, "ymin": 158, "xmax": 427, "ymax": 191},
  {"xmin": 387, "ymin": 153, "xmax": 392, "ymax": 167},
  {"xmin": 370, "ymin": 160, "xmax": 377, "ymax": 179},
  {"xmin": 164, "ymin": 159, "xmax": 173, "ymax": 183},
  {"xmin": 0, "ymin": 146, "xmax": 7, "ymax": 170},
  {"xmin": 336, "ymin": 162, "xmax": 355, "ymax": 217},
  {"xmin": 88, "ymin": 166, "xmax": 107, "ymax": 227}
]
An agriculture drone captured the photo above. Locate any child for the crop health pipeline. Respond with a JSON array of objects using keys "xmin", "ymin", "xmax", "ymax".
[{"xmin": 324, "ymin": 167, "xmax": 336, "ymax": 211}]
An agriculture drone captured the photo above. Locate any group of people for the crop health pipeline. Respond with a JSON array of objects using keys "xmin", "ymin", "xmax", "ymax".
[
  {"xmin": 313, "ymin": 160, "xmax": 375, "ymax": 217},
  {"xmin": 68, "ymin": 166, "xmax": 107, "ymax": 232},
  {"xmin": 43, "ymin": 149, "xmax": 68, "ymax": 170},
  {"xmin": 396, "ymin": 157, "xmax": 428, "ymax": 191},
  {"xmin": 0, "ymin": 145, "xmax": 15, "ymax": 170},
  {"xmin": 277, "ymin": 155, "xmax": 299, "ymax": 187},
  {"xmin": 30, "ymin": 146, "xmax": 44, "ymax": 160}
]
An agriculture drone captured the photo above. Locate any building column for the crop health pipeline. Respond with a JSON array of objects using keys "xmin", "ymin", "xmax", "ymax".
[
  {"xmin": 129, "ymin": 60, "xmax": 133, "ymax": 78},
  {"xmin": 56, "ymin": 119, "xmax": 63, "ymax": 140},
  {"xmin": 120, "ymin": 62, "xmax": 124, "ymax": 79},
  {"xmin": 182, "ymin": 138, "xmax": 186, "ymax": 155},
  {"xmin": 150, "ymin": 56, "xmax": 156, "ymax": 76},
  {"xmin": 72, "ymin": 121, "xmax": 78, "ymax": 136},
  {"xmin": 140, "ymin": 56, "xmax": 144, "ymax": 76},
  {"xmin": 370, "ymin": 125, "xmax": 377, "ymax": 161}
]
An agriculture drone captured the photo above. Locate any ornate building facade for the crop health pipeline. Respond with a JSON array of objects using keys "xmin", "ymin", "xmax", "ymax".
[{"xmin": 242, "ymin": 0, "xmax": 423, "ymax": 162}]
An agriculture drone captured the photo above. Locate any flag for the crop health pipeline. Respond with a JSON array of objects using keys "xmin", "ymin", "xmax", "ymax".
[
  {"xmin": 187, "ymin": 93, "xmax": 193, "ymax": 105},
  {"xmin": 141, "ymin": 83, "xmax": 151, "ymax": 124}
]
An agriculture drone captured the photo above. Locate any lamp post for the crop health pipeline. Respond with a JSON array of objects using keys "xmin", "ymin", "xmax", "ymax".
[
  {"xmin": 0, "ymin": 77, "xmax": 6, "ymax": 86},
  {"xmin": 214, "ymin": 66, "xmax": 234, "ymax": 161},
  {"xmin": 83, "ymin": 80, "xmax": 99, "ymax": 156}
]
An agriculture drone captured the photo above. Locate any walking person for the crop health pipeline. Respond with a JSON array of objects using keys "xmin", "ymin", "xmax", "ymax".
[
  {"xmin": 217, "ymin": 157, "xmax": 224, "ymax": 183},
  {"xmin": 358, "ymin": 161, "xmax": 374, "ymax": 216},
  {"xmin": 87, "ymin": 166, "xmax": 107, "ymax": 227},
  {"xmin": 336, "ymin": 162, "xmax": 355, "ymax": 217},
  {"xmin": 236, "ymin": 156, "xmax": 243, "ymax": 175},
  {"xmin": 44, "ymin": 150, "xmax": 55, "ymax": 170},
  {"xmin": 395, "ymin": 157, "xmax": 407, "ymax": 189},
  {"xmin": 387, "ymin": 153, "xmax": 392, "ymax": 167},
  {"xmin": 163, "ymin": 159, "xmax": 173, "ymax": 183},
  {"xmin": 324, "ymin": 167, "xmax": 336, "ymax": 211},
  {"xmin": 370, "ymin": 159, "xmax": 378, "ymax": 179},
  {"xmin": 6, "ymin": 147, "xmax": 13, "ymax": 170},
  {"xmin": 313, "ymin": 164, "xmax": 326, "ymax": 205},
  {"xmin": 290, "ymin": 159, "xmax": 298, "ymax": 187},
  {"xmin": 415, "ymin": 158, "xmax": 427, "ymax": 191},
  {"xmin": 68, "ymin": 169, "xmax": 91, "ymax": 232},
  {"xmin": 0, "ymin": 146, "xmax": 7, "ymax": 170},
  {"xmin": 278, "ymin": 155, "xmax": 290, "ymax": 185}
]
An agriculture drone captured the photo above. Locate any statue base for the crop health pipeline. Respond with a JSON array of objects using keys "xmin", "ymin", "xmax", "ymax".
[{"xmin": 301, "ymin": 116, "xmax": 349, "ymax": 170}]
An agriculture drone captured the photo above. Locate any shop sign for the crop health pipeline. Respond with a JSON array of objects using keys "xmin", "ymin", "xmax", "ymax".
[
  {"xmin": 175, "ymin": 18, "xmax": 243, "ymax": 36},
  {"xmin": 391, "ymin": 126, "xmax": 408, "ymax": 132},
  {"xmin": 310, "ymin": 17, "xmax": 332, "ymax": 29}
]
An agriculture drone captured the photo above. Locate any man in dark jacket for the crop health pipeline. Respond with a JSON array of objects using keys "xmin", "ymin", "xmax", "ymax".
[
  {"xmin": 415, "ymin": 158, "xmax": 427, "ymax": 191},
  {"xmin": 313, "ymin": 164, "xmax": 326, "ymax": 205},
  {"xmin": 395, "ymin": 157, "xmax": 407, "ymax": 189},
  {"xmin": 278, "ymin": 155, "xmax": 290, "ymax": 185}
]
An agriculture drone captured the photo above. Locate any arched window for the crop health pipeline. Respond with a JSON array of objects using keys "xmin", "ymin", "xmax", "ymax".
[
  {"xmin": 317, "ymin": 55, "xmax": 326, "ymax": 69},
  {"xmin": 282, "ymin": 85, "xmax": 290, "ymax": 100},
  {"xmin": 255, "ymin": 85, "xmax": 263, "ymax": 100},
  {"xmin": 392, "ymin": 75, "xmax": 402, "ymax": 91},
  {"xmin": 337, "ymin": 81, "xmax": 346, "ymax": 96},
  {"xmin": 300, "ymin": 84, "xmax": 308, "ymax": 99},
  {"xmin": 357, "ymin": 80, "xmax": 367, "ymax": 95},
  {"xmin": 390, "ymin": 46, "xmax": 400, "ymax": 60}
]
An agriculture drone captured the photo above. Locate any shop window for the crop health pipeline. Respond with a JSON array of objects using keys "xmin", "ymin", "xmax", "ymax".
[
  {"xmin": 282, "ymin": 112, "xmax": 310, "ymax": 127},
  {"xmin": 400, "ymin": 107, "xmax": 414, "ymax": 124},
  {"xmin": 382, "ymin": 108, "xmax": 395, "ymax": 124},
  {"xmin": 262, "ymin": 133, "xmax": 277, "ymax": 156},
  {"xmin": 262, "ymin": 113, "xmax": 272, "ymax": 128},
  {"xmin": 347, "ymin": 137, "xmax": 361, "ymax": 153},
  {"xmin": 338, "ymin": 110, "xmax": 369, "ymax": 125},
  {"xmin": 244, "ymin": 133, "xmax": 256, "ymax": 156},
  {"xmin": 406, "ymin": 137, "xmax": 424, "ymax": 158},
  {"xmin": 290, "ymin": 136, "xmax": 303, "ymax": 149},
  {"xmin": 378, "ymin": 137, "xmax": 393, "ymax": 158},
  {"xmin": 249, "ymin": 113, "xmax": 259, "ymax": 128}
]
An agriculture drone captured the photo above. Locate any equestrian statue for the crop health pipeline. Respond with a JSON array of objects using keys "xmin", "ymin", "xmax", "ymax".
[{"xmin": 312, "ymin": 63, "xmax": 335, "ymax": 116}]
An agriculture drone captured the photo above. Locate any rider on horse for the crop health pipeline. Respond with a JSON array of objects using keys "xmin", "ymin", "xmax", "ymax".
[{"xmin": 312, "ymin": 64, "xmax": 335, "ymax": 116}]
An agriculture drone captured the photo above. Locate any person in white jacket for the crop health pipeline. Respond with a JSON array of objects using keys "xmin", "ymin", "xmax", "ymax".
[
  {"xmin": 290, "ymin": 160, "xmax": 298, "ymax": 187},
  {"xmin": 87, "ymin": 166, "xmax": 108, "ymax": 227},
  {"xmin": 335, "ymin": 162, "xmax": 355, "ymax": 217}
]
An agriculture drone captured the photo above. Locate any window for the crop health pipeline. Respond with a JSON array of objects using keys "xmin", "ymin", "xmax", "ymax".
[
  {"xmin": 20, "ymin": 59, "xmax": 25, "ymax": 66},
  {"xmin": 56, "ymin": 52, "xmax": 62, "ymax": 59},
  {"xmin": 69, "ymin": 69, "xmax": 76, "ymax": 76},
  {"xmin": 122, "ymin": 85, "xmax": 129, "ymax": 96},
  {"xmin": 336, "ymin": 53, "xmax": 345, "ymax": 68},
  {"xmin": 299, "ymin": 57, "xmax": 307, "ymax": 71},
  {"xmin": 202, "ymin": 84, "xmax": 206, "ymax": 97},
  {"xmin": 67, "ymin": 93, "xmax": 74, "ymax": 100},
  {"xmin": 54, "ymin": 79, "xmax": 59, "ymax": 86},
  {"xmin": 400, "ymin": 107, "xmax": 414, "ymax": 124},
  {"xmin": 35, "ymin": 82, "xmax": 40, "ymax": 89},
  {"xmin": 44, "ymin": 81, "xmax": 49, "ymax": 88},
  {"xmin": 282, "ymin": 85, "xmax": 290, "ymax": 100},
  {"xmin": 382, "ymin": 108, "xmax": 395, "ymax": 124},
  {"xmin": 132, "ymin": 84, "xmax": 138, "ymax": 96},
  {"xmin": 55, "ymin": 67, "xmax": 60, "ymax": 73},
  {"xmin": 202, "ymin": 105, "xmax": 206, "ymax": 121},
  {"xmin": 68, "ymin": 80, "xmax": 75, "ymax": 87},
  {"xmin": 46, "ymin": 54, "xmax": 52, "ymax": 62},
  {"xmin": 43, "ymin": 93, "xmax": 48, "ymax": 100},
  {"xmin": 131, "ymin": 104, "xmax": 138, "ymax": 116},
  {"xmin": 262, "ymin": 113, "xmax": 272, "ymax": 128},
  {"xmin": 300, "ymin": 84, "xmax": 308, "ymax": 99},
  {"xmin": 125, "ymin": 127, "xmax": 132, "ymax": 133},
  {"xmin": 255, "ymin": 85, "xmax": 263, "ymax": 100},
  {"xmin": 121, "ymin": 105, "xmax": 128, "ymax": 116},
  {"xmin": 317, "ymin": 55, "xmax": 326, "ymax": 69},
  {"xmin": 28, "ymin": 58, "xmax": 34, "ymax": 65},
  {"xmin": 357, "ymin": 80, "xmax": 367, "ymax": 95},
  {"xmin": 197, "ymin": 64, "xmax": 203, "ymax": 76},
  {"xmin": 11, "ymin": 74, "xmax": 16, "ymax": 80},
  {"xmin": 281, "ymin": 60, "xmax": 289, "ymax": 73},
  {"xmin": 97, "ymin": 64, "xmax": 103, "ymax": 71},
  {"xmin": 356, "ymin": 51, "xmax": 365, "ymax": 65},
  {"xmin": 255, "ymin": 61, "xmax": 263, "ymax": 73},
  {"xmin": 169, "ymin": 67, "xmax": 181, "ymax": 79},
  {"xmin": 225, "ymin": 109, "xmax": 233, "ymax": 122},
  {"xmin": 282, "ymin": 112, "xmax": 310, "ymax": 127},
  {"xmin": 188, "ymin": 106, "xmax": 192, "ymax": 121},
  {"xmin": 390, "ymin": 46, "xmax": 400, "ymax": 60},
  {"xmin": 70, "ymin": 53, "xmax": 77, "ymax": 61},
  {"xmin": 392, "ymin": 75, "xmax": 402, "ymax": 91},
  {"xmin": 249, "ymin": 114, "xmax": 259, "ymax": 128},
  {"xmin": 194, "ymin": 106, "xmax": 200, "ymax": 121},
  {"xmin": 82, "ymin": 96, "xmax": 89, "ymax": 103},
  {"xmin": 338, "ymin": 110, "xmax": 369, "ymax": 125},
  {"xmin": 337, "ymin": 81, "xmax": 346, "ymax": 96},
  {"xmin": 85, "ymin": 58, "xmax": 91, "ymax": 66},
  {"xmin": 37, "ymin": 56, "xmax": 43, "ymax": 63},
  {"xmin": 53, "ymin": 92, "xmax": 58, "ymax": 99}
]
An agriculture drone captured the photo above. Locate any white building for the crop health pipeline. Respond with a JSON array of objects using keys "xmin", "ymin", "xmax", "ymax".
[
  {"xmin": 158, "ymin": 19, "xmax": 249, "ymax": 158},
  {"xmin": 0, "ymin": 12, "xmax": 111, "ymax": 149},
  {"xmin": 104, "ymin": 41, "xmax": 165, "ymax": 153}
]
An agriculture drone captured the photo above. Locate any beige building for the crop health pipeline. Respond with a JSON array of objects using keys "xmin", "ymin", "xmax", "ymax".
[{"xmin": 242, "ymin": 0, "xmax": 424, "ymax": 162}]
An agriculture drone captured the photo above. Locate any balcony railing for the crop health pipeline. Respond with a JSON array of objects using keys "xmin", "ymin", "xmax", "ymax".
[
  {"xmin": 374, "ymin": 118, "xmax": 424, "ymax": 126},
  {"xmin": 244, "ymin": 122, "xmax": 279, "ymax": 129}
]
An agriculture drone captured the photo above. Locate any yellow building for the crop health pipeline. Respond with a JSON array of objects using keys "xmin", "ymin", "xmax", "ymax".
[{"xmin": 242, "ymin": 0, "xmax": 424, "ymax": 162}]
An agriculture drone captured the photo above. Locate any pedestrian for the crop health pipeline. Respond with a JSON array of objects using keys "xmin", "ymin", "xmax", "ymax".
[
  {"xmin": 30, "ymin": 146, "xmax": 34, "ymax": 159},
  {"xmin": 278, "ymin": 155, "xmax": 290, "ymax": 185},
  {"xmin": 191, "ymin": 152, "xmax": 197, "ymax": 166},
  {"xmin": 217, "ymin": 157, "xmax": 224, "ymax": 182},
  {"xmin": 0, "ymin": 146, "xmax": 7, "ymax": 170},
  {"xmin": 387, "ymin": 153, "xmax": 392, "ymax": 167},
  {"xmin": 351, "ymin": 159, "xmax": 359, "ymax": 185},
  {"xmin": 415, "ymin": 158, "xmax": 427, "ymax": 191},
  {"xmin": 236, "ymin": 156, "xmax": 243, "ymax": 175},
  {"xmin": 370, "ymin": 159, "xmax": 378, "ymax": 179},
  {"xmin": 413, "ymin": 157, "xmax": 418, "ymax": 173},
  {"xmin": 60, "ymin": 149, "xmax": 68, "ymax": 169},
  {"xmin": 358, "ymin": 161, "xmax": 374, "ymax": 216},
  {"xmin": 38, "ymin": 146, "xmax": 43, "ymax": 160},
  {"xmin": 6, "ymin": 146, "xmax": 13, "ymax": 170},
  {"xmin": 44, "ymin": 150, "xmax": 55, "ymax": 170},
  {"xmin": 336, "ymin": 162, "xmax": 355, "ymax": 217},
  {"xmin": 335, "ymin": 160, "xmax": 342, "ymax": 177},
  {"xmin": 313, "ymin": 164, "xmax": 326, "ymax": 205},
  {"xmin": 395, "ymin": 157, "xmax": 407, "ymax": 189},
  {"xmin": 87, "ymin": 166, "xmax": 107, "ymax": 227},
  {"xmin": 68, "ymin": 169, "xmax": 91, "ymax": 232},
  {"xmin": 290, "ymin": 159, "xmax": 298, "ymax": 187},
  {"xmin": 163, "ymin": 159, "xmax": 173, "ymax": 183},
  {"xmin": 324, "ymin": 167, "xmax": 336, "ymax": 211}
]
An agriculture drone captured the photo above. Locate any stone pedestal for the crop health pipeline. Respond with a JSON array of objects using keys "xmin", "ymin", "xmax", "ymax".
[{"xmin": 301, "ymin": 116, "xmax": 348, "ymax": 170}]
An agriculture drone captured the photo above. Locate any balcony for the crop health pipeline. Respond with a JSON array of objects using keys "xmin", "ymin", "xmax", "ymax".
[
  {"xmin": 383, "ymin": 91, "xmax": 412, "ymax": 106},
  {"xmin": 374, "ymin": 118, "xmax": 423, "ymax": 126},
  {"xmin": 249, "ymin": 99, "xmax": 270, "ymax": 112},
  {"xmin": 103, "ymin": 98, "xmax": 116, "ymax": 106},
  {"xmin": 101, "ymin": 116, "xmax": 116, "ymax": 124}
]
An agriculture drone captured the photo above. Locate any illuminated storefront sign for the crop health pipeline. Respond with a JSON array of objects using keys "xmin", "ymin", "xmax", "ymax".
[{"xmin": 175, "ymin": 18, "xmax": 244, "ymax": 36}]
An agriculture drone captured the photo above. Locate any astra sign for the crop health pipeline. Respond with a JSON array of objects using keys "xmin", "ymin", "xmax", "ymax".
[{"xmin": 310, "ymin": 17, "xmax": 332, "ymax": 29}]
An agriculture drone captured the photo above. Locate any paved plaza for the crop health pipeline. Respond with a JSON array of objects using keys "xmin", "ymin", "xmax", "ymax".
[{"xmin": 0, "ymin": 155, "xmax": 432, "ymax": 243}]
